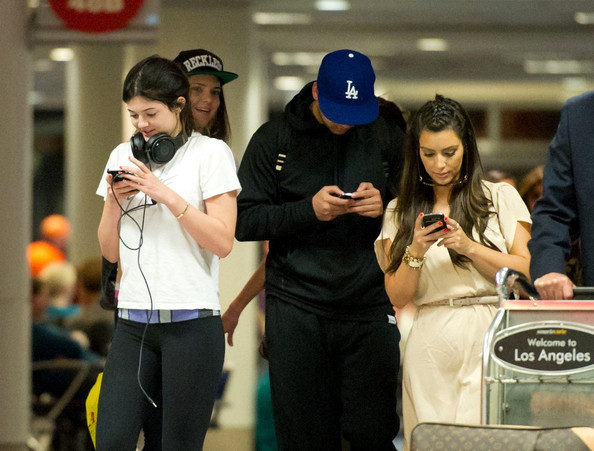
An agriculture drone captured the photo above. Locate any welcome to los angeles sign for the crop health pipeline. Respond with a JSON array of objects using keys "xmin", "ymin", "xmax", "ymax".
[{"xmin": 490, "ymin": 321, "xmax": 594, "ymax": 375}]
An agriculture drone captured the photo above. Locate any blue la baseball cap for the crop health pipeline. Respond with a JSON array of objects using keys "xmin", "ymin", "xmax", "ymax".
[{"xmin": 316, "ymin": 49, "xmax": 378, "ymax": 126}]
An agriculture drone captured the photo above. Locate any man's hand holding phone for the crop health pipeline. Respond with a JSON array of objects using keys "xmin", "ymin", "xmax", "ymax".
[
  {"xmin": 314, "ymin": 187, "xmax": 358, "ymax": 221},
  {"xmin": 341, "ymin": 182, "xmax": 384, "ymax": 218},
  {"xmin": 331, "ymin": 192, "xmax": 355, "ymax": 199}
]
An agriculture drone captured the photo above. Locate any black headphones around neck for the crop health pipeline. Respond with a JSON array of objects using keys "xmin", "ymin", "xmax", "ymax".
[{"xmin": 130, "ymin": 132, "xmax": 186, "ymax": 165}]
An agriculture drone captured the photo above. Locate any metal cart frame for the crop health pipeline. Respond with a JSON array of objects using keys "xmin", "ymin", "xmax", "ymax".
[{"xmin": 482, "ymin": 268, "xmax": 594, "ymax": 427}]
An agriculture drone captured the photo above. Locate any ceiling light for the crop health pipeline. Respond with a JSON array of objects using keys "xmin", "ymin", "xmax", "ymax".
[
  {"xmin": 272, "ymin": 52, "xmax": 326, "ymax": 67},
  {"xmin": 562, "ymin": 77, "xmax": 590, "ymax": 90},
  {"xmin": 274, "ymin": 76, "xmax": 305, "ymax": 91},
  {"xmin": 524, "ymin": 59, "xmax": 594, "ymax": 74},
  {"xmin": 50, "ymin": 48, "xmax": 74, "ymax": 62},
  {"xmin": 315, "ymin": 0, "xmax": 350, "ymax": 12},
  {"xmin": 272, "ymin": 53, "xmax": 293, "ymax": 66},
  {"xmin": 417, "ymin": 38, "xmax": 448, "ymax": 52},
  {"xmin": 574, "ymin": 12, "xmax": 594, "ymax": 24},
  {"xmin": 253, "ymin": 12, "xmax": 312, "ymax": 25}
]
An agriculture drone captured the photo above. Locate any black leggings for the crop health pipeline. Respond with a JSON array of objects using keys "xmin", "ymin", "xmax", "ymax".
[{"xmin": 96, "ymin": 316, "xmax": 224, "ymax": 450}]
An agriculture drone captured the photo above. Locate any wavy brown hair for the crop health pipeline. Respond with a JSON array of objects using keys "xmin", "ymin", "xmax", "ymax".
[{"xmin": 386, "ymin": 94, "xmax": 498, "ymax": 273}]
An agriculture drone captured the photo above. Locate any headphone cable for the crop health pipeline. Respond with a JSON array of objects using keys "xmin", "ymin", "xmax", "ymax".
[{"xmin": 110, "ymin": 177, "xmax": 158, "ymax": 408}]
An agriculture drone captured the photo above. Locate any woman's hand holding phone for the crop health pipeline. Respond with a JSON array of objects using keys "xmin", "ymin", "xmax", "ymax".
[
  {"xmin": 106, "ymin": 169, "xmax": 139, "ymax": 200},
  {"xmin": 421, "ymin": 213, "xmax": 447, "ymax": 233},
  {"xmin": 409, "ymin": 212, "xmax": 450, "ymax": 259}
]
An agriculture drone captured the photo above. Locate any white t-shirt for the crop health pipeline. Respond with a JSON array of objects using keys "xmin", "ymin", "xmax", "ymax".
[
  {"xmin": 97, "ymin": 132, "xmax": 241, "ymax": 311},
  {"xmin": 375, "ymin": 181, "xmax": 531, "ymax": 306}
]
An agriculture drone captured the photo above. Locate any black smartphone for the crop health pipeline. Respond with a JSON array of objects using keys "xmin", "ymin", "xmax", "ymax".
[
  {"xmin": 107, "ymin": 169, "xmax": 132, "ymax": 182},
  {"xmin": 422, "ymin": 213, "xmax": 446, "ymax": 233},
  {"xmin": 331, "ymin": 192, "xmax": 355, "ymax": 199}
]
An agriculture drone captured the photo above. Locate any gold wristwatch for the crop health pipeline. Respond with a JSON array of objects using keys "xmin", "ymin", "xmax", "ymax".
[{"xmin": 402, "ymin": 246, "xmax": 426, "ymax": 270}]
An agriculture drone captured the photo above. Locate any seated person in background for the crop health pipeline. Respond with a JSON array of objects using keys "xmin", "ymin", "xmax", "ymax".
[
  {"xmin": 31, "ymin": 277, "xmax": 101, "ymax": 450},
  {"xmin": 517, "ymin": 165, "xmax": 544, "ymax": 213},
  {"xmin": 65, "ymin": 257, "xmax": 115, "ymax": 357},
  {"xmin": 31, "ymin": 277, "xmax": 100, "ymax": 397},
  {"xmin": 38, "ymin": 261, "xmax": 80, "ymax": 328}
]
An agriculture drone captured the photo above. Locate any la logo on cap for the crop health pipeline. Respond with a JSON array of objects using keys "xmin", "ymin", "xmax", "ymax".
[{"xmin": 345, "ymin": 80, "xmax": 359, "ymax": 100}]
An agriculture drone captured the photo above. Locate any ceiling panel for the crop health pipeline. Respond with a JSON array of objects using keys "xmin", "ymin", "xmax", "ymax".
[{"xmin": 32, "ymin": 0, "xmax": 594, "ymax": 110}]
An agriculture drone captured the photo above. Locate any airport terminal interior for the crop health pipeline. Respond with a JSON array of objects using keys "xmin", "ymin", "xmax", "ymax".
[{"xmin": 2, "ymin": 0, "xmax": 594, "ymax": 449}]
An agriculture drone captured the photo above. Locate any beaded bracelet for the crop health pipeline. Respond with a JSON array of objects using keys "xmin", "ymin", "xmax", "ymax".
[{"xmin": 402, "ymin": 246, "xmax": 426, "ymax": 270}]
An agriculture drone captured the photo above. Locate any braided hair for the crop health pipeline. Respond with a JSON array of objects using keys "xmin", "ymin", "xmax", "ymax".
[{"xmin": 385, "ymin": 94, "xmax": 498, "ymax": 273}]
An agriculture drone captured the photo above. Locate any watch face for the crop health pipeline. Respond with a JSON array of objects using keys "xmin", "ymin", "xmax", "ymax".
[{"xmin": 404, "ymin": 247, "xmax": 425, "ymax": 269}]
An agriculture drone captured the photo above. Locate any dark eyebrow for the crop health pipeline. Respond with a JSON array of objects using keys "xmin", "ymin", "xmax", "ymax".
[
  {"xmin": 127, "ymin": 107, "xmax": 158, "ymax": 114},
  {"xmin": 420, "ymin": 144, "xmax": 459, "ymax": 152},
  {"xmin": 190, "ymin": 81, "xmax": 221, "ymax": 90}
]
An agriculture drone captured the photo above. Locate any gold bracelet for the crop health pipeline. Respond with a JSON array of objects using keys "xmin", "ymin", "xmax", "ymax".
[
  {"xmin": 402, "ymin": 245, "xmax": 426, "ymax": 270},
  {"xmin": 176, "ymin": 202, "xmax": 190, "ymax": 220}
]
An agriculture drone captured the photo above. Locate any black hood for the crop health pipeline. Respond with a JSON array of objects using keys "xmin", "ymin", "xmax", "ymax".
[{"xmin": 284, "ymin": 81, "xmax": 327, "ymax": 134}]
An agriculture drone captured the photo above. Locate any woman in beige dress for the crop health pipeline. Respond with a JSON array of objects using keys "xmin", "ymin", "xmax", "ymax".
[{"xmin": 375, "ymin": 94, "xmax": 531, "ymax": 450}]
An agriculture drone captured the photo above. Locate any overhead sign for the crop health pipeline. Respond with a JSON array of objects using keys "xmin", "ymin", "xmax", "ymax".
[
  {"xmin": 490, "ymin": 321, "xmax": 594, "ymax": 375},
  {"xmin": 48, "ymin": 0, "xmax": 144, "ymax": 33}
]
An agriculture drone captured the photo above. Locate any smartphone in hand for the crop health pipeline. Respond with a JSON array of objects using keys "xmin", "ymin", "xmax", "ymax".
[
  {"xmin": 422, "ymin": 213, "xmax": 446, "ymax": 233},
  {"xmin": 107, "ymin": 169, "xmax": 133, "ymax": 183},
  {"xmin": 331, "ymin": 192, "xmax": 355, "ymax": 199}
]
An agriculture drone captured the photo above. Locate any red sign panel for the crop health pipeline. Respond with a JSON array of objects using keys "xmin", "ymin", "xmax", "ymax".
[{"xmin": 48, "ymin": 0, "xmax": 144, "ymax": 33}]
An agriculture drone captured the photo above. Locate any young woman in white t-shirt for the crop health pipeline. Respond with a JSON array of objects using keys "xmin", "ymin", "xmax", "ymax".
[{"xmin": 95, "ymin": 55, "xmax": 240, "ymax": 449}]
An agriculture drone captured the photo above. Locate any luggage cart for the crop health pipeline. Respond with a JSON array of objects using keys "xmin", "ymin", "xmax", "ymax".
[{"xmin": 482, "ymin": 268, "xmax": 594, "ymax": 427}]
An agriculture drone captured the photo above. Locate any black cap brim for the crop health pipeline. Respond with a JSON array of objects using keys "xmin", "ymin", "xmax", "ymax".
[{"xmin": 318, "ymin": 95, "xmax": 378, "ymax": 126}]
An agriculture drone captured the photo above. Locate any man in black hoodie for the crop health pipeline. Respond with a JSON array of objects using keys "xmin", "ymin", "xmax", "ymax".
[{"xmin": 236, "ymin": 49, "xmax": 404, "ymax": 450}]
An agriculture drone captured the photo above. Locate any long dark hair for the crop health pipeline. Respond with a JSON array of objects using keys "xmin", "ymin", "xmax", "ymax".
[
  {"xmin": 204, "ymin": 88, "xmax": 232, "ymax": 143},
  {"xmin": 386, "ymin": 94, "xmax": 497, "ymax": 273},
  {"xmin": 122, "ymin": 55, "xmax": 194, "ymax": 137}
]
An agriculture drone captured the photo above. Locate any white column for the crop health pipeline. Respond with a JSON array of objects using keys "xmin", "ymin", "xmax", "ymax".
[
  {"xmin": 65, "ymin": 45, "xmax": 124, "ymax": 264},
  {"xmin": 0, "ymin": 2, "xmax": 33, "ymax": 449}
]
